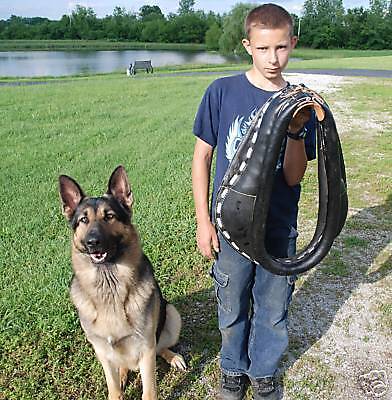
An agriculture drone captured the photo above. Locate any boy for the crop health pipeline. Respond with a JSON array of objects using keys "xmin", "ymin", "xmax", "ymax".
[{"xmin": 192, "ymin": 4, "xmax": 316, "ymax": 400}]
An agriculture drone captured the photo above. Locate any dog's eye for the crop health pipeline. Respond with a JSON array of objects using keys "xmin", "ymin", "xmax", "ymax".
[
  {"xmin": 80, "ymin": 216, "xmax": 89, "ymax": 224},
  {"xmin": 105, "ymin": 213, "xmax": 115, "ymax": 221}
]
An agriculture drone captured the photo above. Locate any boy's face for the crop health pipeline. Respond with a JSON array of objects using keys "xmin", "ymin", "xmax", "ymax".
[{"xmin": 242, "ymin": 25, "xmax": 297, "ymax": 83}]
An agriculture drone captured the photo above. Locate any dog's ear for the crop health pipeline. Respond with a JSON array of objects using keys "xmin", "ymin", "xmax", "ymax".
[
  {"xmin": 59, "ymin": 175, "xmax": 85, "ymax": 220},
  {"xmin": 107, "ymin": 165, "xmax": 133, "ymax": 211}
]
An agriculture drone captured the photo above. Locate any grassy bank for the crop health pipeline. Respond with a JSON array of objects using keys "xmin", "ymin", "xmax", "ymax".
[
  {"xmin": 292, "ymin": 48, "xmax": 392, "ymax": 60},
  {"xmin": 1, "ymin": 40, "xmax": 391, "ymax": 57},
  {"xmin": 0, "ymin": 54, "xmax": 391, "ymax": 82},
  {"xmin": 0, "ymin": 39, "xmax": 206, "ymax": 52},
  {"xmin": 155, "ymin": 55, "xmax": 392, "ymax": 73},
  {"xmin": 288, "ymin": 55, "xmax": 392, "ymax": 70},
  {"xmin": 0, "ymin": 73, "xmax": 390, "ymax": 399}
]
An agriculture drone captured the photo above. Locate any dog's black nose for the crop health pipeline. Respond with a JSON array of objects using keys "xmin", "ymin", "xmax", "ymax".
[{"xmin": 87, "ymin": 237, "xmax": 100, "ymax": 247}]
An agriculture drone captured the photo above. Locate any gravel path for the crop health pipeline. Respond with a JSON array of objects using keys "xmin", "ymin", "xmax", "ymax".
[{"xmin": 279, "ymin": 74, "xmax": 392, "ymax": 400}]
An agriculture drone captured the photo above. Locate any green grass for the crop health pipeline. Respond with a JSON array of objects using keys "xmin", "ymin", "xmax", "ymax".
[
  {"xmin": 342, "ymin": 235, "xmax": 368, "ymax": 248},
  {"xmin": 288, "ymin": 55, "xmax": 392, "ymax": 70},
  {"xmin": 320, "ymin": 249, "xmax": 349, "ymax": 277},
  {"xmin": 0, "ymin": 72, "xmax": 391, "ymax": 399},
  {"xmin": 297, "ymin": 78, "xmax": 391, "ymax": 277},
  {"xmin": 0, "ymin": 39, "xmax": 206, "ymax": 51},
  {"xmin": 292, "ymin": 48, "xmax": 392, "ymax": 60},
  {"xmin": 379, "ymin": 303, "xmax": 392, "ymax": 330},
  {"xmin": 284, "ymin": 354, "xmax": 336, "ymax": 399}
]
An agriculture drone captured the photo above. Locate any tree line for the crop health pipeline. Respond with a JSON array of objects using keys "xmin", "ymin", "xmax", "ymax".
[{"xmin": 1, "ymin": 0, "xmax": 391, "ymax": 51}]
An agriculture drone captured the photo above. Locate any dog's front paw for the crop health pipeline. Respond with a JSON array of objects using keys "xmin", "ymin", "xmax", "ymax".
[
  {"xmin": 119, "ymin": 367, "xmax": 129, "ymax": 391},
  {"xmin": 108, "ymin": 395, "xmax": 124, "ymax": 400},
  {"xmin": 171, "ymin": 354, "xmax": 187, "ymax": 371}
]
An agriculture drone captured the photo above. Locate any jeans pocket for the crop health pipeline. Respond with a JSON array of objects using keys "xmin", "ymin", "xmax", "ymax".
[
  {"xmin": 287, "ymin": 275, "xmax": 297, "ymax": 286},
  {"xmin": 211, "ymin": 263, "xmax": 231, "ymax": 313}
]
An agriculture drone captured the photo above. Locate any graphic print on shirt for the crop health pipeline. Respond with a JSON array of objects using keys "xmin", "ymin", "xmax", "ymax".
[
  {"xmin": 225, "ymin": 107, "xmax": 288, "ymax": 170},
  {"xmin": 225, "ymin": 108, "xmax": 258, "ymax": 161}
]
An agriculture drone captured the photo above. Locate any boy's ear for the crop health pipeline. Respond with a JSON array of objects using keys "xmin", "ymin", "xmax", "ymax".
[
  {"xmin": 242, "ymin": 38, "xmax": 252, "ymax": 56},
  {"xmin": 290, "ymin": 35, "xmax": 298, "ymax": 49},
  {"xmin": 107, "ymin": 165, "xmax": 133, "ymax": 211},
  {"xmin": 59, "ymin": 175, "xmax": 85, "ymax": 221}
]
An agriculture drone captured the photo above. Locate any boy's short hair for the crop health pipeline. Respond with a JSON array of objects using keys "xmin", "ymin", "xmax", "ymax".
[{"xmin": 244, "ymin": 3, "xmax": 294, "ymax": 38}]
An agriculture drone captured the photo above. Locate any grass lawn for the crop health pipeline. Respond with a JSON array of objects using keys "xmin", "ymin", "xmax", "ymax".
[
  {"xmin": 0, "ymin": 72, "xmax": 390, "ymax": 399},
  {"xmin": 0, "ymin": 39, "xmax": 206, "ymax": 52},
  {"xmin": 288, "ymin": 55, "xmax": 392, "ymax": 70},
  {"xmin": 292, "ymin": 48, "xmax": 392, "ymax": 60},
  {"xmin": 157, "ymin": 54, "xmax": 392, "ymax": 73}
]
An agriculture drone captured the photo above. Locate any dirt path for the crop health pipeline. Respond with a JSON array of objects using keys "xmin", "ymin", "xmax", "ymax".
[{"xmin": 279, "ymin": 73, "xmax": 392, "ymax": 400}]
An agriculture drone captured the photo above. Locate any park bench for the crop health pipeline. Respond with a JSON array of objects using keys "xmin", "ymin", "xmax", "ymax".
[{"xmin": 130, "ymin": 60, "xmax": 153, "ymax": 75}]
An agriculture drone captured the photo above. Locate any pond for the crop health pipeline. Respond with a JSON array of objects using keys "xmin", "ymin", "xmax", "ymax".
[{"xmin": 0, "ymin": 49, "xmax": 238, "ymax": 78}]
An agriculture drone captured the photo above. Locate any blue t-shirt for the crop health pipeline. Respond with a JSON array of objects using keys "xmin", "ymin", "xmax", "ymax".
[{"xmin": 193, "ymin": 73, "xmax": 316, "ymax": 239}]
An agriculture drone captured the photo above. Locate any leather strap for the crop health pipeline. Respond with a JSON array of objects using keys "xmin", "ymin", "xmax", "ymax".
[{"xmin": 214, "ymin": 84, "xmax": 348, "ymax": 276}]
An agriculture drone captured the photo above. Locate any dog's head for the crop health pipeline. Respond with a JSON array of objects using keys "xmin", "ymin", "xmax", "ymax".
[{"xmin": 59, "ymin": 165, "xmax": 138, "ymax": 265}]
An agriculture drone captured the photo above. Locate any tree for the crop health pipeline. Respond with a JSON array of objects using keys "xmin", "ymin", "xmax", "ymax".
[
  {"xmin": 218, "ymin": 3, "xmax": 254, "ymax": 56},
  {"xmin": 178, "ymin": 0, "xmax": 195, "ymax": 15},
  {"xmin": 204, "ymin": 11, "xmax": 222, "ymax": 29},
  {"xmin": 113, "ymin": 6, "xmax": 126, "ymax": 18},
  {"xmin": 301, "ymin": 0, "xmax": 345, "ymax": 48},
  {"xmin": 166, "ymin": 12, "xmax": 208, "ymax": 43},
  {"xmin": 1, "ymin": 1, "xmax": 390, "ymax": 48},
  {"xmin": 103, "ymin": 7, "xmax": 138, "ymax": 40},
  {"xmin": 69, "ymin": 5, "xmax": 99, "ymax": 39},
  {"xmin": 367, "ymin": 0, "xmax": 390, "ymax": 48},
  {"xmin": 205, "ymin": 23, "xmax": 222, "ymax": 50},
  {"xmin": 140, "ymin": 19, "xmax": 168, "ymax": 42},
  {"xmin": 344, "ymin": 7, "xmax": 369, "ymax": 48},
  {"xmin": 3, "ymin": 15, "xmax": 29, "ymax": 39},
  {"xmin": 370, "ymin": 0, "xmax": 388, "ymax": 15},
  {"xmin": 139, "ymin": 5, "xmax": 164, "ymax": 21}
]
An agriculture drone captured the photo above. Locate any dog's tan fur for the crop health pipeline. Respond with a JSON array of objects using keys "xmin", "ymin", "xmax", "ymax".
[{"xmin": 59, "ymin": 166, "xmax": 185, "ymax": 400}]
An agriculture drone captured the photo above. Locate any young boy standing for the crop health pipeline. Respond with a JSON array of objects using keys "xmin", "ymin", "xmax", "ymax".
[{"xmin": 192, "ymin": 4, "xmax": 316, "ymax": 400}]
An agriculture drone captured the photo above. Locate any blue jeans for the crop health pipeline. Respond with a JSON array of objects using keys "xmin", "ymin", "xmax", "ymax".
[{"xmin": 211, "ymin": 231, "xmax": 296, "ymax": 380}]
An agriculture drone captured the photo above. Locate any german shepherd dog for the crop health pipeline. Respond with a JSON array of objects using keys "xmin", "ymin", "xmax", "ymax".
[{"xmin": 59, "ymin": 166, "xmax": 186, "ymax": 400}]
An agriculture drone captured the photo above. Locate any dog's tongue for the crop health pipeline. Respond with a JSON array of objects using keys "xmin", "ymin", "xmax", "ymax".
[{"xmin": 90, "ymin": 252, "xmax": 108, "ymax": 263}]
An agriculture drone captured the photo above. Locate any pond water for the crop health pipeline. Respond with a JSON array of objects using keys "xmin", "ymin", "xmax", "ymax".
[{"xmin": 0, "ymin": 49, "xmax": 237, "ymax": 77}]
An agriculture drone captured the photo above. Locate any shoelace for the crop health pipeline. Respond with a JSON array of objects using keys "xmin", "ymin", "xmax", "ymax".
[
  {"xmin": 222, "ymin": 375, "xmax": 243, "ymax": 391},
  {"xmin": 253, "ymin": 377, "xmax": 275, "ymax": 394}
]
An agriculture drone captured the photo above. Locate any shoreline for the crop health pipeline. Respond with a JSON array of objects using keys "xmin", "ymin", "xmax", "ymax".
[
  {"xmin": 0, "ymin": 39, "xmax": 207, "ymax": 52},
  {"xmin": 1, "ymin": 68, "xmax": 391, "ymax": 87}
]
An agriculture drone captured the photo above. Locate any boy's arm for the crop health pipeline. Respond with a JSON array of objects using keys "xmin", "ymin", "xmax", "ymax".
[
  {"xmin": 283, "ymin": 139, "xmax": 307, "ymax": 186},
  {"xmin": 283, "ymin": 107, "xmax": 311, "ymax": 186},
  {"xmin": 192, "ymin": 138, "xmax": 219, "ymax": 259}
]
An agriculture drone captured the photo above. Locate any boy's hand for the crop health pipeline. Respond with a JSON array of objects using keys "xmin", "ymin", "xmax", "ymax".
[
  {"xmin": 288, "ymin": 106, "xmax": 311, "ymax": 134},
  {"xmin": 196, "ymin": 220, "xmax": 220, "ymax": 259}
]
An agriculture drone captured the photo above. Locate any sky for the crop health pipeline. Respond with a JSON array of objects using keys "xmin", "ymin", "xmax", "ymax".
[{"xmin": 0, "ymin": 1, "xmax": 371, "ymax": 20}]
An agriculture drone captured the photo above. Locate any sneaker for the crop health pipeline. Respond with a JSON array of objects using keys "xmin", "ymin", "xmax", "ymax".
[
  {"xmin": 251, "ymin": 376, "xmax": 280, "ymax": 399},
  {"xmin": 219, "ymin": 373, "xmax": 248, "ymax": 400}
]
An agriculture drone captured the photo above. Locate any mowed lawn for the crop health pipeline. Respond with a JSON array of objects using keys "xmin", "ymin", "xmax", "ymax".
[
  {"xmin": 288, "ymin": 55, "xmax": 392, "ymax": 70},
  {"xmin": 0, "ymin": 73, "xmax": 391, "ymax": 399}
]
